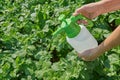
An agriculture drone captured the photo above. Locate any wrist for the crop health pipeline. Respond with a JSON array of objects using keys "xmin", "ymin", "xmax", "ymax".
[
  {"xmin": 95, "ymin": 43, "xmax": 106, "ymax": 56},
  {"xmin": 98, "ymin": 0, "xmax": 120, "ymax": 14},
  {"xmin": 92, "ymin": 1, "xmax": 107, "ymax": 16}
]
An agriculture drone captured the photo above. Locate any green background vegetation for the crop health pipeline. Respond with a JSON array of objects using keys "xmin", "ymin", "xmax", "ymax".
[{"xmin": 0, "ymin": 0, "xmax": 120, "ymax": 80}]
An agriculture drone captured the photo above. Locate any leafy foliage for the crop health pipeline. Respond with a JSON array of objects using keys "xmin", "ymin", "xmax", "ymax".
[{"xmin": 0, "ymin": 0, "xmax": 120, "ymax": 80}]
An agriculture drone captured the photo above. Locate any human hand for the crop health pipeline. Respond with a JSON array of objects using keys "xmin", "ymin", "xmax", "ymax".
[
  {"xmin": 73, "ymin": 2, "xmax": 103, "ymax": 19},
  {"xmin": 78, "ymin": 47, "xmax": 100, "ymax": 61}
]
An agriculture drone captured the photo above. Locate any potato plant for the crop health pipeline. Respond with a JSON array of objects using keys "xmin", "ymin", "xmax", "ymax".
[{"xmin": 0, "ymin": 0, "xmax": 120, "ymax": 80}]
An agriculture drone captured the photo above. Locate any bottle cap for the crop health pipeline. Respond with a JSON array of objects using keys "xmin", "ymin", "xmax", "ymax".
[{"xmin": 53, "ymin": 14, "xmax": 93, "ymax": 38}]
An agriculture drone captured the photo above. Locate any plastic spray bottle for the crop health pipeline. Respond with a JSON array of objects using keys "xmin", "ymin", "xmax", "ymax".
[{"xmin": 53, "ymin": 14, "xmax": 98, "ymax": 53}]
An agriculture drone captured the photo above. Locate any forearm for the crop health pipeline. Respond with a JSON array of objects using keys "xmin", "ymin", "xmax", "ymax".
[
  {"xmin": 99, "ymin": 0, "xmax": 120, "ymax": 14},
  {"xmin": 97, "ymin": 26, "xmax": 120, "ymax": 55},
  {"xmin": 96, "ymin": 0, "xmax": 120, "ymax": 54}
]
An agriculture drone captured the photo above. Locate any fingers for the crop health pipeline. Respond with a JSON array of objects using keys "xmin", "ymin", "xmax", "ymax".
[
  {"xmin": 73, "ymin": 8, "xmax": 88, "ymax": 25},
  {"xmin": 73, "ymin": 4, "xmax": 98, "ymax": 19},
  {"xmin": 73, "ymin": 8, "xmax": 82, "ymax": 16},
  {"xmin": 78, "ymin": 48, "xmax": 98, "ymax": 61},
  {"xmin": 78, "ymin": 49, "xmax": 91, "ymax": 57},
  {"xmin": 78, "ymin": 53, "xmax": 93, "ymax": 61},
  {"xmin": 73, "ymin": 6, "xmax": 88, "ymax": 17},
  {"xmin": 77, "ymin": 20, "xmax": 88, "ymax": 25},
  {"xmin": 78, "ymin": 53, "xmax": 95, "ymax": 61},
  {"xmin": 73, "ymin": 7, "xmax": 91, "ymax": 19},
  {"xmin": 81, "ymin": 57, "xmax": 95, "ymax": 61}
]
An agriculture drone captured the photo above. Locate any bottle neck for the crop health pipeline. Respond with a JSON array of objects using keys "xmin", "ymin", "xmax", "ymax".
[{"xmin": 65, "ymin": 22, "xmax": 81, "ymax": 38}]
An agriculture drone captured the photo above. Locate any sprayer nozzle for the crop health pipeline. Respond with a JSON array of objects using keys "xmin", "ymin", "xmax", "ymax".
[
  {"xmin": 58, "ymin": 14, "xmax": 65, "ymax": 21},
  {"xmin": 52, "ymin": 27, "xmax": 64, "ymax": 38}
]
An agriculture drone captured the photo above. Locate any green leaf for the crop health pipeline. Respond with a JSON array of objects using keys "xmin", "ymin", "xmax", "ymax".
[
  {"xmin": 108, "ymin": 14, "xmax": 117, "ymax": 23},
  {"xmin": 115, "ymin": 18, "xmax": 120, "ymax": 26}
]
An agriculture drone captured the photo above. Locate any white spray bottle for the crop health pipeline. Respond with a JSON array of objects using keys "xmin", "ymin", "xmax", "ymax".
[{"xmin": 53, "ymin": 14, "xmax": 98, "ymax": 53}]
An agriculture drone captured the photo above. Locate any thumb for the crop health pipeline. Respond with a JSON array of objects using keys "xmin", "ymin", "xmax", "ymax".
[
  {"xmin": 73, "ymin": 8, "xmax": 82, "ymax": 16},
  {"xmin": 73, "ymin": 12, "xmax": 79, "ymax": 16}
]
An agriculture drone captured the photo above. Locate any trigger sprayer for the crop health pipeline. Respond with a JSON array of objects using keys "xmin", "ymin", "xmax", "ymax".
[{"xmin": 53, "ymin": 14, "xmax": 98, "ymax": 53}]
